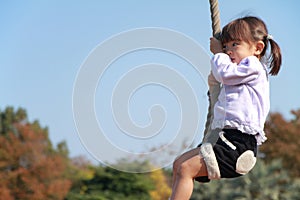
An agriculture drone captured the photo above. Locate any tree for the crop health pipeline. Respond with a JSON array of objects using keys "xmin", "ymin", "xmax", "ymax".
[
  {"xmin": 260, "ymin": 109, "xmax": 300, "ymax": 177},
  {"xmin": 66, "ymin": 165, "xmax": 154, "ymax": 200},
  {"xmin": 149, "ymin": 168, "xmax": 172, "ymax": 200},
  {"xmin": 0, "ymin": 107, "xmax": 27, "ymax": 136},
  {"xmin": 0, "ymin": 107, "xmax": 71, "ymax": 200}
]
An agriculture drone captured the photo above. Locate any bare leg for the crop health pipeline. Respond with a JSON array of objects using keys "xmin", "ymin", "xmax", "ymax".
[
  {"xmin": 171, "ymin": 147, "xmax": 208, "ymax": 200},
  {"xmin": 172, "ymin": 148, "xmax": 203, "ymax": 189},
  {"xmin": 172, "ymin": 148, "xmax": 198, "ymax": 189}
]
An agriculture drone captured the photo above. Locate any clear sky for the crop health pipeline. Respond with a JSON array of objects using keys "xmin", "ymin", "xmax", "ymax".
[{"xmin": 1, "ymin": 0, "xmax": 299, "ymax": 165}]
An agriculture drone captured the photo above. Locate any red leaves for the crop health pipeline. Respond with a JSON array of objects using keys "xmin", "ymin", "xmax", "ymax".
[
  {"xmin": 261, "ymin": 109, "xmax": 300, "ymax": 177},
  {"xmin": 0, "ymin": 123, "xmax": 71, "ymax": 200}
]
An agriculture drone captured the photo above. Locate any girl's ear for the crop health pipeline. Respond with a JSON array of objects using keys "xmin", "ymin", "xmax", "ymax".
[{"xmin": 254, "ymin": 41, "xmax": 265, "ymax": 56}]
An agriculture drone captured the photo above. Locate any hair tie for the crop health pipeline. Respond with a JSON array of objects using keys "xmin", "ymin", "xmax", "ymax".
[{"xmin": 266, "ymin": 34, "xmax": 273, "ymax": 40}]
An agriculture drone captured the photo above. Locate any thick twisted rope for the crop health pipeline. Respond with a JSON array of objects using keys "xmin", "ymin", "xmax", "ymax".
[
  {"xmin": 209, "ymin": 0, "xmax": 221, "ymax": 38},
  {"xmin": 202, "ymin": 0, "xmax": 222, "ymax": 144}
]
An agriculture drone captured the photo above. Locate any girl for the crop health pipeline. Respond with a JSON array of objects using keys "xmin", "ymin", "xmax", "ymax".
[{"xmin": 170, "ymin": 16, "xmax": 282, "ymax": 200}]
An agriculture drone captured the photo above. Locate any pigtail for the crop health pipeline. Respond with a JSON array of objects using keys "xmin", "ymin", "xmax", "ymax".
[{"xmin": 268, "ymin": 38, "xmax": 282, "ymax": 76}]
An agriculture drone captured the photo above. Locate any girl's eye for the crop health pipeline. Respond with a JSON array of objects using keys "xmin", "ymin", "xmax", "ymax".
[{"xmin": 232, "ymin": 42, "xmax": 239, "ymax": 46}]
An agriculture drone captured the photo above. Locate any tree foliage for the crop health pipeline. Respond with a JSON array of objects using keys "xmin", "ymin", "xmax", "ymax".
[
  {"xmin": 149, "ymin": 169, "xmax": 172, "ymax": 200},
  {"xmin": 2, "ymin": 106, "xmax": 300, "ymax": 200},
  {"xmin": 260, "ymin": 109, "xmax": 300, "ymax": 177},
  {"xmin": 66, "ymin": 165, "xmax": 154, "ymax": 200},
  {"xmin": 0, "ymin": 107, "xmax": 71, "ymax": 200}
]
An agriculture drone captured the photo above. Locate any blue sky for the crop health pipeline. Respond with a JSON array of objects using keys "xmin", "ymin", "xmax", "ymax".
[{"xmin": 1, "ymin": 1, "xmax": 299, "ymax": 164}]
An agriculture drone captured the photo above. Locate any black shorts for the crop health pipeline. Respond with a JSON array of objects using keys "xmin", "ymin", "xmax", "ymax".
[{"xmin": 195, "ymin": 129, "xmax": 257, "ymax": 183}]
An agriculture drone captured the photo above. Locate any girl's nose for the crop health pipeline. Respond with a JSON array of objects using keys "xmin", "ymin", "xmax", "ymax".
[{"xmin": 225, "ymin": 48, "xmax": 232, "ymax": 55}]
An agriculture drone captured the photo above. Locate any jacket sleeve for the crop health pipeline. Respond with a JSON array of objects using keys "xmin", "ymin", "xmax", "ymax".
[{"xmin": 211, "ymin": 53, "xmax": 260, "ymax": 85}]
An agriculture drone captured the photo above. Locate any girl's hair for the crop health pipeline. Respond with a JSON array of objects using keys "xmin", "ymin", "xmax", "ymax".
[{"xmin": 221, "ymin": 16, "xmax": 282, "ymax": 76}]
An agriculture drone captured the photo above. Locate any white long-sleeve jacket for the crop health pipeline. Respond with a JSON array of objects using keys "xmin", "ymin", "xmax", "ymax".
[{"xmin": 211, "ymin": 53, "xmax": 269, "ymax": 145}]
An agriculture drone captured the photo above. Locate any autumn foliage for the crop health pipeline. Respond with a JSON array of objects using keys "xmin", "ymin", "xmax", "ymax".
[
  {"xmin": 1, "ymin": 106, "xmax": 300, "ymax": 200},
  {"xmin": 260, "ymin": 109, "xmax": 300, "ymax": 177},
  {"xmin": 149, "ymin": 169, "xmax": 171, "ymax": 200},
  {"xmin": 0, "ymin": 107, "xmax": 71, "ymax": 200}
]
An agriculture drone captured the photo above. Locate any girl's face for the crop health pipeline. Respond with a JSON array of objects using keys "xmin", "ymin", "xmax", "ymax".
[{"xmin": 223, "ymin": 40, "xmax": 257, "ymax": 64}]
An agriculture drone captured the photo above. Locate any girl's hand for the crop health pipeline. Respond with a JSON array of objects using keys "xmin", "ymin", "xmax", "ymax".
[{"xmin": 210, "ymin": 37, "xmax": 223, "ymax": 54}]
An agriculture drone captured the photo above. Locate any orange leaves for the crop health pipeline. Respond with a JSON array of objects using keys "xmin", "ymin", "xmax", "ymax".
[
  {"xmin": 261, "ymin": 109, "xmax": 300, "ymax": 177},
  {"xmin": 149, "ymin": 169, "xmax": 172, "ymax": 200},
  {"xmin": 0, "ymin": 116, "xmax": 71, "ymax": 200}
]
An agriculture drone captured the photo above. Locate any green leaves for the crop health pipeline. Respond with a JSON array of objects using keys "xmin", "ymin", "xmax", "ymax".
[
  {"xmin": 1, "ymin": 106, "xmax": 300, "ymax": 200},
  {"xmin": 66, "ymin": 166, "xmax": 153, "ymax": 200}
]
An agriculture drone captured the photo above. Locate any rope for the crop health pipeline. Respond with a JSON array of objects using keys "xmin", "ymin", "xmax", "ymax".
[
  {"xmin": 201, "ymin": 0, "xmax": 222, "ymax": 145},
  {"xmin": 209, "ymin": 0, "xmax": 221, "ymax": 39}
]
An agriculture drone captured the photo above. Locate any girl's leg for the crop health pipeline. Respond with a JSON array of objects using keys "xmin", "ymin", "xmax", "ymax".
[
  {"xmin": 172, "ymin": 148, "xmax": 201, "ymax": 189},
  {"xmin": 171, "ymin": 147, "xmax": 208, "ymax": 200}
]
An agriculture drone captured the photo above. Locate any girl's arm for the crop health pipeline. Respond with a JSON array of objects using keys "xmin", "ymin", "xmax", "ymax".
[{"xmin": 211, "ymin": 53, "xmax": 260, "ymax": 85}]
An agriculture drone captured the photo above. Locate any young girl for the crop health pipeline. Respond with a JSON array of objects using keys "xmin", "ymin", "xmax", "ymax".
[{"xmin": 170, "ymin": 16, "xmax": 282, "ymax": 200}]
